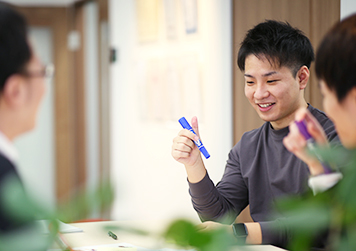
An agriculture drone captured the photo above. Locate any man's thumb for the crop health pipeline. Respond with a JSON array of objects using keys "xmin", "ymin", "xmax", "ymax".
[{"xmin": 191, "ymin": 116, "xmax": 200, "ymax": 138}]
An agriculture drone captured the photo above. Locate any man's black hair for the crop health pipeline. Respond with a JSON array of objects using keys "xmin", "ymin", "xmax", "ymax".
[
  {"xmin": 237, "ymin": 20, "xmax": 314, "ymax": 77},
  {"xmin": 0, "ymin": 1, "xmax": 31, "ymax": 91},
  {"xmin": 315, "ymin": 14, "xmax": 356, "ymax": 102}
]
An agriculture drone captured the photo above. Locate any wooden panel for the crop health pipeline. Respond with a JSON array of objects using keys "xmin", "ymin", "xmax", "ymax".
[
  {"xmin": 51, "ymin": 8, "xmax": 77, "ymax": 201},
  {"xmin": 308, "ymin": 0, "xmax": 340, "ymax": 110},
  {"xmin": 98, "ymin": 0, "xmax": 108, "ymax": 21},
  {"xmin": 72, "ymin": 3, "xmax": 87, "ymax": 191},
  {"xmin": 97, "ymin": 0, "xmax": 111, "ymax": 183}
]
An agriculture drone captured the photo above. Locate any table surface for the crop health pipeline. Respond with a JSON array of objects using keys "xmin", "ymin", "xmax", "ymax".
[{"xmin": 58, "ymin": 221, "xmax": 286, "ymax": 251}]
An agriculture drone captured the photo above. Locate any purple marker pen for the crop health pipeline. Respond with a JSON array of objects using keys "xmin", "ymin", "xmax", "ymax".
[
  {"xmin": 178, "ymin": 117, "xmax": 210, "ymax": 159},
  {"xmin": 295, "ymin": 120, "xmax": 332, "ymax": 174}
]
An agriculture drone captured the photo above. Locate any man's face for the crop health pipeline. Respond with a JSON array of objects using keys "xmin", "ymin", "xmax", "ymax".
[
  {"xmin": 244, "ymin": 54, "xmax": 306, "ymax": 130},
  {"xmin": 320, "ymin": 80, "xmax": 356, "ymax": 149}
]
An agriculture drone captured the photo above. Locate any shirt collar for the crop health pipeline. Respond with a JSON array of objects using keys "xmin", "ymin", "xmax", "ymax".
[{"xmin": 0, "ymin": 130, "xmax": 19, "ymax": 164}]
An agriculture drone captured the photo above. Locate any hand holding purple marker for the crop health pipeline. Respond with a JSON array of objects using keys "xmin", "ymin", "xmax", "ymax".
[
  {"xmin": 295, "ymin": 120, "xmax": 313, "ymax": 142},
  {"xmin": 178, "ymin": 117, "xmax": 210, "ymax": 159},
  {"xmin": 295, "ymin": 120, "xmax": 332, "ymax": 174}
]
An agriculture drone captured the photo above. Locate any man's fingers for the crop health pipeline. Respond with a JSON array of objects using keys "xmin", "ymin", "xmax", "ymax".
[
  {"xmin": 303, "ymin": 111, "xmax": 328, "ymax": 145},
  {"xmin": 284, "ymin": 123, "xmax": 307, "ymax": 152},
  {"xmin": 178, "ymin": 128, "xmax": 199, "ymax": 142},
  {"xmin": 191, "ymin": 116, "xmax": 200, "ymax": 138},
  {"xmin": 173, "ymin": 133, "xmax": 195, "ymax": 151},
  {"xmin": 295, "ymin": 108, "xmax": 327, "ymax": 145},
  {"xmin": 173, "ymin": 141, "xmax": 194, "ymax": 153},
  {"xmin": 172, "ymin": 149, "xmax": 190, "ymax": 159},
  {"xmin": 295, "ymin": 108, "xmax": 308, "ymax": 121}
]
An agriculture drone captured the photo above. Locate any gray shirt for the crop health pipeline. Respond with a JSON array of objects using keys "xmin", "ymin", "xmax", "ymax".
[{"xmin": 188, "ymin": 104, "xmax": 338, "ymax": 248}]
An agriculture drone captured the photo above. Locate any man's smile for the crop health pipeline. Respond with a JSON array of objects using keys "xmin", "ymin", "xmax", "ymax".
[{"xmin": 257, "ymin": 103, "xmax": 275, "ymax": 108}]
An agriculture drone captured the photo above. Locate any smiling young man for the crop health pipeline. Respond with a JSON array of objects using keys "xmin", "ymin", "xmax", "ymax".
[{"xmin": 172, "ymin": 20, "xmax": 338, "ymax": 248}]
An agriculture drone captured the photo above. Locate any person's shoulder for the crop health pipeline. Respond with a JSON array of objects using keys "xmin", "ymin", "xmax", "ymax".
[
  {"xmin": 0, "ymin": 153, "xmax": 16, "ymax": 180},
  {"xmin": 308, "ymin": 104, "xmax": 337, "ymax": 139},
  {"xmin": 309, "ymin": 104, "xmax": 333, "ymax": 126}
]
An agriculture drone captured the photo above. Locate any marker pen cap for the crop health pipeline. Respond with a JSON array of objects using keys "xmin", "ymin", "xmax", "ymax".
[
  {"xmin": 178, "ymin": 117, "xmax": 193, "ymax": 131},
  {"xmin": 200, "ymin": 146, "xmax": 210, "ymax": 159},
  {"xmin": 295, "ymin": 120, "xmax": 312, "ymax": 140}
]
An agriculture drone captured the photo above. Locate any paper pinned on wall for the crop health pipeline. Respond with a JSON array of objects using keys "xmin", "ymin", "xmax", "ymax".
[
  {"xmin": 136, "ymin": 0, "xmax": 159, "ymax": 42},
  {"xmin": 181, "ymin": 0, "xmax": 198, "ymax": 34},
  {"xmin": 180, "ymin": 54, "xmax": 202, "ymax": 120},
  {"xmin": 163, "ymin": 0, "xmax": 178, "ymax": 40},
  {"xmin": 165, "ymin": 57, "xmax": 182, "ymax": 121},
  {"xmin": 146, "ymin": 58, "xmax": 167, "ymax": 121},
  {"xmin": 136, "ymin": 55, "xmax": 203, "ymax": 123}
]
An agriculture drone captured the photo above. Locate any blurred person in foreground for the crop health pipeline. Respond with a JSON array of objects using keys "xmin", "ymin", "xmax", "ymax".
[
  {"xmin": 283, "ymin": 13, "xmax": 356, "ymax": 205},
  {"xmin": 0, "ymin": 1, "xmax": 54, "ymax": 250},
  {"xmin": 283, "ymin": 13, "xmax": 356, "ymax": 250},
  {"xmin": 172, "ymin": 20, "xmax": 338, "ymax": 249}
]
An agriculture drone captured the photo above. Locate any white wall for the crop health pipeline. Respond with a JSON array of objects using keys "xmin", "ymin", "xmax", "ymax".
[
  {"xmin": 109, "ymin": 0, "xmax": 232, "ymax": 221},
  {"xmin": 83, "ymin": 1, "xmax": 100, "ymax": 192},
  {"xmin": 14, "ymin": 27, "xmax": 56, "ymax": 209},
  {"xmin": 341, "ymin": 0, "xmax": 356, "ymax": 19}
]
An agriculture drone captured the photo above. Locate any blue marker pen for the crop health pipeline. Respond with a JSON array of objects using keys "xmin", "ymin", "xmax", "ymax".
[
  {"xmin": 178, "ymin": 117, "xmax": 210, "ymax": 159},
  {"xmin": 295, "ymin": 120, "xmax": 332, "ymax": 173}
]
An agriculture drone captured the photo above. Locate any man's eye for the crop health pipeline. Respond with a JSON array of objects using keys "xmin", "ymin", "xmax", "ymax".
[
  {"xmin": 246, "ymin": 81, "xmax": 254, "ymax": 84},
  {"xmin": 267, "ymin": 79, "xmax": 279, "ymax": 83}
]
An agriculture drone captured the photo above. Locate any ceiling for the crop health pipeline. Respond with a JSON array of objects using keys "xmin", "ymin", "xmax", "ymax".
[{"xmin": 5, "ymin": 0, "xmax": 82, "ymax": 7}]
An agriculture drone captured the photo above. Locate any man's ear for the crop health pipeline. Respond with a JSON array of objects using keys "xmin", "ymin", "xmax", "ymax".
[
  {"xmin": 297, "ymin": 65, "xmax": 310, "ymax": 90},
  {"xmin": 1, "ymin": 75, "xmax": 26, "ymax": 108}
]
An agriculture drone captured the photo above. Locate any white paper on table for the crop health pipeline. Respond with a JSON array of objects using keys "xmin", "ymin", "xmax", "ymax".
[
  {"xmin": 72, "ymin": 242, "xmax": 140, "ymax": 251},
  {"xmin": 72, "ymin": 242, "xmax": 195, "ymax": 251},
  {"xmin": 58, "ymin": 220, "xmax": 83, "ymax": 233}
]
